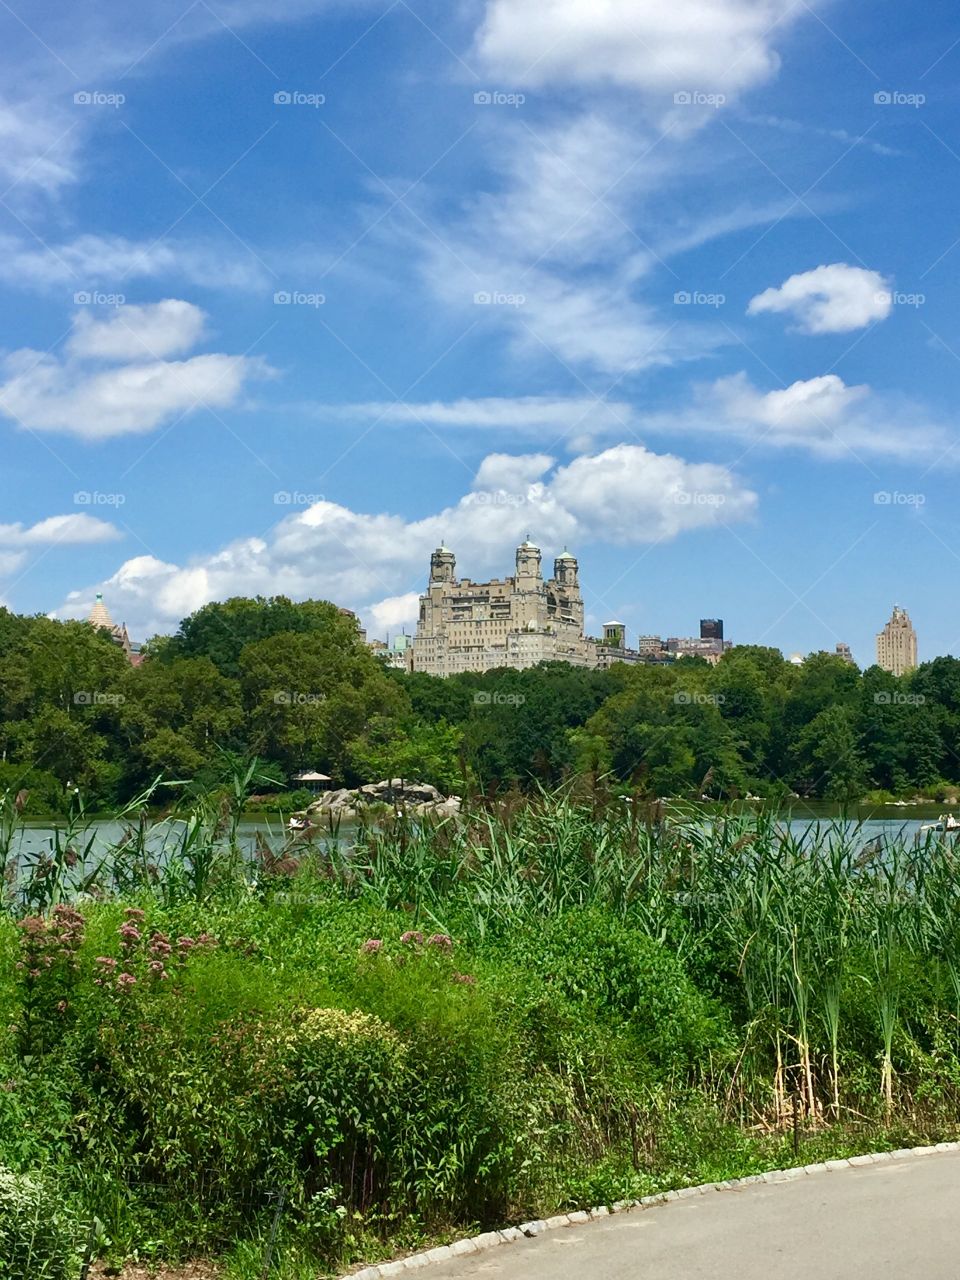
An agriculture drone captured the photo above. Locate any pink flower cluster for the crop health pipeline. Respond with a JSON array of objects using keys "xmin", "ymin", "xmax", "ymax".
[
  {"xmin": 426, "ymin": 933, "xmax": 453, "ymax": 951},
  {"xmin": 98, "ymin": 910, "xmax": 219, "ymax": 993},
  {"xmin": 16, "ymin": 906, "xmax": 86, "ymax": 1009}
]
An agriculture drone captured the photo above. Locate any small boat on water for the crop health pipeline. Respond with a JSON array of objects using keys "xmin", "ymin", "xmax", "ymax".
[{"xmin": 917, "ymin": 813, "xmax": 960, "ymax": 837}]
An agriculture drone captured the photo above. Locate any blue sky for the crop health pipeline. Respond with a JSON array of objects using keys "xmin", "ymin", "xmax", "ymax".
[{"xmin": 1, "ymin": 0, "xmax": 959, "ymax": 665}]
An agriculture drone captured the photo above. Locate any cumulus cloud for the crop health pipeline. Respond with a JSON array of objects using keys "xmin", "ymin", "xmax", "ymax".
[
  {"xmin": 474, "ymin": 0, "xmax": 806, "ymax": 99},
  {"xmin": 56, "ymin": 443, "xmax": 757, "ymax": 636},
  {"xmin": 68, "ymin": 300, "xmax": 208, "ymax": 360},
  {"xmin": 0, "ymin": 300, "xmax": 268, "ymax": 440},
  {"xmin": 639, "ymin": 371, "xmax": 952, "ymax": 459},
  {"xmin": 747, "ymin": 263, "xmax": 893, "ymax": 334}
]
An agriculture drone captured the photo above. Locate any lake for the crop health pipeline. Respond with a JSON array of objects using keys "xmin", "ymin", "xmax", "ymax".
[{"xmin": 11, "ymin": 800, "xmax": 957, "ymax": 863}]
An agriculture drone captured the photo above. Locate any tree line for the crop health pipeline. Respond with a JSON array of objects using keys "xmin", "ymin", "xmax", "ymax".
[{"xmin": 1, "ymin": 595, "xmax": 958, "ymax": 811}]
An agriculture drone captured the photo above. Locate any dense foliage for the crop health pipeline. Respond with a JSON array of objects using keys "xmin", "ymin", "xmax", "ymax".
[
  {"xmin": 2, "ymin": 598, "xmax": 959, "ymax": 814},
  {"xmin": 4, "ymin": 787, "xmax": 960, "ymax": 1276}
]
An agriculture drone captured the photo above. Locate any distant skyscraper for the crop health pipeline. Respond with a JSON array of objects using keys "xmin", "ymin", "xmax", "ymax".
[
  {"xmin": 835, "ymin": 642, "xmax": 854, "ymax": 664},
  {"xmin": 700, "ymin": 618, "xmax": 723, "ymax": 641},
  {"xmin": 876, "ymin": 606, "xmax": 918, "ymax": 676}
]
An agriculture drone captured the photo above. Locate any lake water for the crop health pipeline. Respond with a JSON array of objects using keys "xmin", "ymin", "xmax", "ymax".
[{"xmin": 11, "ymin": 802, "xmax": 958, "ymax": 862}]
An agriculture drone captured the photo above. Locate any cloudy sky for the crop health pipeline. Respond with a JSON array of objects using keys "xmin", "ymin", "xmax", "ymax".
[{"xmin": 1, "ymin": 0, "xmax": 959, "ymax": 662}]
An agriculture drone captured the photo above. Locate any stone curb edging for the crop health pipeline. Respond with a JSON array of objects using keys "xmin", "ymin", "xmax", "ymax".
[{"xmin": 344, "ymin": 1141, "xmax": 960, "ymax": 1278}]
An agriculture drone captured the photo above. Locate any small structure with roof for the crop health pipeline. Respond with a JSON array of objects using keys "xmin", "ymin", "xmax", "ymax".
[{"xmin": 292, "ymin": 770, "xmax": 332, "ymax": 794}]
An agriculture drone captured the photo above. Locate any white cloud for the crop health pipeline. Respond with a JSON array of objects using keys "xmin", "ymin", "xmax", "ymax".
[
  {"xmin": 56, "ymin": 442, "xmax": 757, "ymax": 636},
  {"xmin": 0, "ymin": 513, "xmax": 121, "ymax": 548},
  {"xmin": 0, "ymin": 552, "xmax": 26, "ymax": 576},
  {"xmin": 0, "ymin": 515, "xmax": 120, "ymax": 585},
  {"xmin": 369, "ymin": 592, "xmax": 422, "ymax": 633},
  {"xmin": 409, "ymin": 113, "xmax": 726, "ymax": 378},
  {"xmin": 747, "ymin": 263, "xmax": 893, "ymax": 334},
  {"xmin": 0, "ymin": 100, "xmax": 81, "ymax": 194},
  {"xmin": 641, "ymin": 371, "xmax": 952, "ymax": 459},
  {"xmin": 0, "ymin": 233, "xmax": 270, "ymax": 293},
  {"xmin": 474, "ymin": 0, "xmax": 807, "ymax": 98},
  {"xmin": 332, "ymin": 396, "xmax": 636, "ymax": 435},
  {"xmin": 68, "ymin": 300, "xmax": 208, "ymax": 360},
  {"xmin": 0, "ymin": 300, "xmax": 268, "ymax": 440}
]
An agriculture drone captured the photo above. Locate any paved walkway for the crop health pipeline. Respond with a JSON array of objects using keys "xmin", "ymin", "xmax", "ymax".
[{"xmin": 427, "ymin": 1152, "xmax": 960, "ymax": 1279}]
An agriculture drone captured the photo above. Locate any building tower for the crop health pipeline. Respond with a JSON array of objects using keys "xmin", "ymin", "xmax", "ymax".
[
  {"xmin": 515, "ymin": 538, "xmax": 542, "ymax": 586},
  {"xmin": 700, "ymin": 618, "xmax": 724, "ymax": 642},
  {"xmin": 429, "ymin": 545, "xmax": 456, "ymax": 584},
  {"xmin": 876, "ymin": 605, "xmax": 918, "ymax": 676},
  {"xmin": 602, "ymin": 621, "xmax": 626, "ymax": 648},
  {"xmin": 553, "ymin": 549, "xmax": 578, "ymax": 588}
]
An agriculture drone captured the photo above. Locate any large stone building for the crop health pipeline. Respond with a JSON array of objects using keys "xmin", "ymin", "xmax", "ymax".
[
  {"xmin": 876, "ymin": 605, "xmax": 918, "ymax": 676},
  {"xmin": 410, "ymin": 541, "xmax": 597, "ymax": 676}
]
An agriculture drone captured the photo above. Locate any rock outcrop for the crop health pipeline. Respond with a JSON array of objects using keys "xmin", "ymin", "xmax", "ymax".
[{"xmin": 296, "ymin": 780, "xmax": 462, "ymax": 824}]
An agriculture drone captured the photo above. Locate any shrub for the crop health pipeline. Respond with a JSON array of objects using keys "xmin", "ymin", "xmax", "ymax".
[{"xmin": 0, "ymin": 1165, "xmax": 83, "ymax": 1280}]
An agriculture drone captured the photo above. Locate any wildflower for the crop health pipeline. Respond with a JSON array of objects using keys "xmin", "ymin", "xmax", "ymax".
[
  {"xmin": 118, "ymin": 922, "xmax": 141, "ymax": 945},
  {"xmin": 400, "ymin": 931, "xmax": 424, "ymax": 946},
  {"xmin": 452, "ymin": 972, "xmax": 476, "ymax": 985},
  {"xmin": 56, "ymin": 1000, "xmax": 68, "ymax": 1014},
  {"xmin": 426, "ymin": 933, "xmax": 453, "ymax": 951},
  {"xmin": 148, "ymin": 932, "xmax": 172, "ymax": 958},
  {"xmin": 124, "ymin": 908, "xmax": 146, "ymax": 921},
  {"xmin": 360, "ymin": 939, "xmax": 383, "ymax": 954},
  {"xmin": 95, "ymin": 956, "xmax": 118, "ymax": 970},
  {"xmin": 116, "ymin": 973, "xmax": 137, "ymax": 991}
]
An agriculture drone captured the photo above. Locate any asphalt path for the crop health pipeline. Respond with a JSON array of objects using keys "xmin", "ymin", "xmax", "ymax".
[{"xmin": 426, "ymin": 1153, "xmax": 960, "ymax": 1279}]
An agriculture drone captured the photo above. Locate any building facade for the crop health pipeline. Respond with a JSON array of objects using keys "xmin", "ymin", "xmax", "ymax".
[
  {"xmin": 410, "ymin": 542, "xmax": 597, "ymax": 677},
  {"xmin": 876, "ymin": 605, "xmax": 918, "ymax": 676}
]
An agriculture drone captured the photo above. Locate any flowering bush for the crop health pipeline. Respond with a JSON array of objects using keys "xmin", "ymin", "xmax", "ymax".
[
  {"xmin": 15, "ymin": 906, "xmax": 85, "ymax": 1054},
  {"xmin": 0, "ymin": 1164, "xmax": 83, "ymax": 1280}
]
